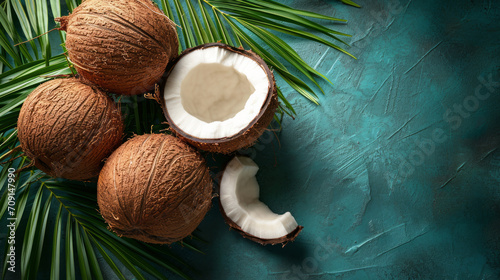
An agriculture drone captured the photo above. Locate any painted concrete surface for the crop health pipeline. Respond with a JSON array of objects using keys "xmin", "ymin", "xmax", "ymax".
[{"xmin": 182, "ymin": 0, "xmax": 500, "ymax": 279}]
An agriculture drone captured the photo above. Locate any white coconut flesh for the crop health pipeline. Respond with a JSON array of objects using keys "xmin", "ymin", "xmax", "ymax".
[
  {"xmin": 220, "ymin": 156, "xmax": 299, "ymax": 240},
  {"xmin": 163, "ymin": 47, "xmax": 270, "ymax": 139}
]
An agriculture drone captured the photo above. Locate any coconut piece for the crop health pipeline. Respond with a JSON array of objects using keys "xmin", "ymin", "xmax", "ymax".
[
  {"xmin": 56, "ymin": 0, "xmax": 178, "ymax": 95},
  {"xmin": 97, "ymin": 134, "xmax": 213, "ymax": 244},
  {"xmin": 17, "ymin": 78, "xmax": 124, "ymax": 181},
  {"xmin": 219, "ymin": 156, "xmax": 303, "ymax": 246},
  {"xmin": 160, "ymin": 43, "xmax": 278, "ymax": 154}
]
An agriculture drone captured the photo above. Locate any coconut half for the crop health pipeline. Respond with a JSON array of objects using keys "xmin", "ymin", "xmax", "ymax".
[
  {"xmin": 161, "ymin": 43, "xmax": 278, "ymax": 154},
  {"xmin": 219, "ymin": 156, "xmax": 303, "ymax": 246}
]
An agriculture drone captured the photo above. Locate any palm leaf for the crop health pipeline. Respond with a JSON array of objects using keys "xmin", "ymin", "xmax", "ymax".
[
  {"xmin": 341, "ymin": 0, "xmax": 361, "ymax": 8},
  {"xmin": 0, "ymin": 0, "xmax": 358, "ymax": 279},
  {"xmin": 180, "ymin": 0, "xmax": 355, "ymax": 110}
]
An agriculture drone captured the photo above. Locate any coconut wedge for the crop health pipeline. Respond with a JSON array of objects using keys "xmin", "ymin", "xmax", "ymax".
[
  {"xmin": 161, "ymin": 43, "xmax": 278, "ymax": 154},
  {"xmin": 220, "ymin": 156, "xmax": 303, "ymax": 246}
]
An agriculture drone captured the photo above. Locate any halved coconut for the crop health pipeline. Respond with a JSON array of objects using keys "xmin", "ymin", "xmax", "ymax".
[
  {"xmin": 160, "ymin": 43, "xmax": 278, "ymax": 154},
  {"xmin": 219, "ymin": 156, "xmax": 303, "ymax": 246}
]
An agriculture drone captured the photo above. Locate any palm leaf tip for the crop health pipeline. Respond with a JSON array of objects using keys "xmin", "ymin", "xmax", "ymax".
[
  {"xmin": 341, "ymin": 0, "xmax": 361, "ymax": 8},
  {"xmin": 203, "ymin": 0, "xmax": 356, "ymax": 106}
]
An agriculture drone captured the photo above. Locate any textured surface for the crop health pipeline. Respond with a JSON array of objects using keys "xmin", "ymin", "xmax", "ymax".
[
  {"xmin": 97, "ymin": 134, "xmax": 212, "ymax": 244},
  {"xmin": 182, "ymin": 0, "xmax": 500, "ymax": 279},
  {"xmin": 17, "ymin": 78, "xmax": 123, "ymax": 181}
]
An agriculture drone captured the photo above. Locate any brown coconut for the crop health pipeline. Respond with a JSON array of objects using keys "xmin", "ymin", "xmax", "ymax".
[
  {"xmin": 17, "ymin": 78, "xmax": 124, "ymax": 181},
  {"xmin": 160, "ymin": 43, "xmax": 278, "ymax": 154},
  {"xmin": 56, "ymin": 0, "xmax": 178, "ymax": 95},
  {"xmin": 97, "ymin": 134, "xmax": 213, "ymax": 244}
]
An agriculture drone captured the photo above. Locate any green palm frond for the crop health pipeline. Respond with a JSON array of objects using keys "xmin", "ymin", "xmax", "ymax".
[
  {"xmin": 340, "ymin": 0, "xmax": 361, "ymax": 8},
  {"xmin": 0, "ymin": 0, "xmax": 358, "ymax": 279},
  {"xmin": 0, "ymin": 162, "xmax": 196, "ymax": 279},
  {"xmin": 163, "ymin": 0, "xmax": 355, "ymax": 111}
]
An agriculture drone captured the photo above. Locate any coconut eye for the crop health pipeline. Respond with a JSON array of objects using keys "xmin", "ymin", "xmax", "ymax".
[{"xmin": 161, "ymin": 43, "xmax": 277, "ymax": 154}]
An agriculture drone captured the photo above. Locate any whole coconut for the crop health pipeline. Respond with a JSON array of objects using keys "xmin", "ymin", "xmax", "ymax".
[
  {"xmin": 97, "ymin": 134, "xmax": 213, "ymax": 244},
  {"xmin": 17, "ymin": 78, "xmax": 124, "ymax": 181},
  {"xmin": 56, "ymin": 0, "xmax": 178, "ymax": 95}
]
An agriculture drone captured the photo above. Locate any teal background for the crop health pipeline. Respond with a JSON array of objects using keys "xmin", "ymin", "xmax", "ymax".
[
  {"xmin": 2, "ymin": 0, "xmax": 500, "ymax": 279},
  {"xmin": 182, "ymin": 0, "xmax": 500, "ymax": 279}
]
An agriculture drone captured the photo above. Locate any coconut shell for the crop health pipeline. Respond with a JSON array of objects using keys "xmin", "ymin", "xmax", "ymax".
[
  {"xmin": 97, "ymin": 134, "xmax": 213, "ymax": 244},
  {"xmin": 17, "ymin": 78, "xmax": 124, "ymax": 181},
  {"xmin": 160, "ymin": 43, "xmax": 278, "ymax": 154},
  {"xmin": 56, "ymin": 0, "xmax": 178, "ymax": 95}
]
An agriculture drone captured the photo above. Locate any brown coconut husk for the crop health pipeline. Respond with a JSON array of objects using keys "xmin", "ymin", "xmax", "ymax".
[
  {"xmin": 97, "ymin": 134, "xmax": 213, "ymax": 244},
  {"xmin": 56, "ymin": 0, "xmax": 179, "ymax": 95},
  {"xmin": 17, "ymin": 78, "xmax": 124, "ymax": 181}
]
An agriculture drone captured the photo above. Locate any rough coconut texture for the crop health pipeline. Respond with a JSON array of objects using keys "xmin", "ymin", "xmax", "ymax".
[
  {"xmin": 160, "ymin": 43, "xmax": 278, "ymax": 154},
  {"xmin": 97, "ymin": 134, "xmax": 213, "ymax": 244},
  {"xmin": 56, "ymin": 0, "xmax": 178, "ymax": 95},
  {"xmin": 17, "ymin": 78, "xmax": 124, "ymax": 181}
]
